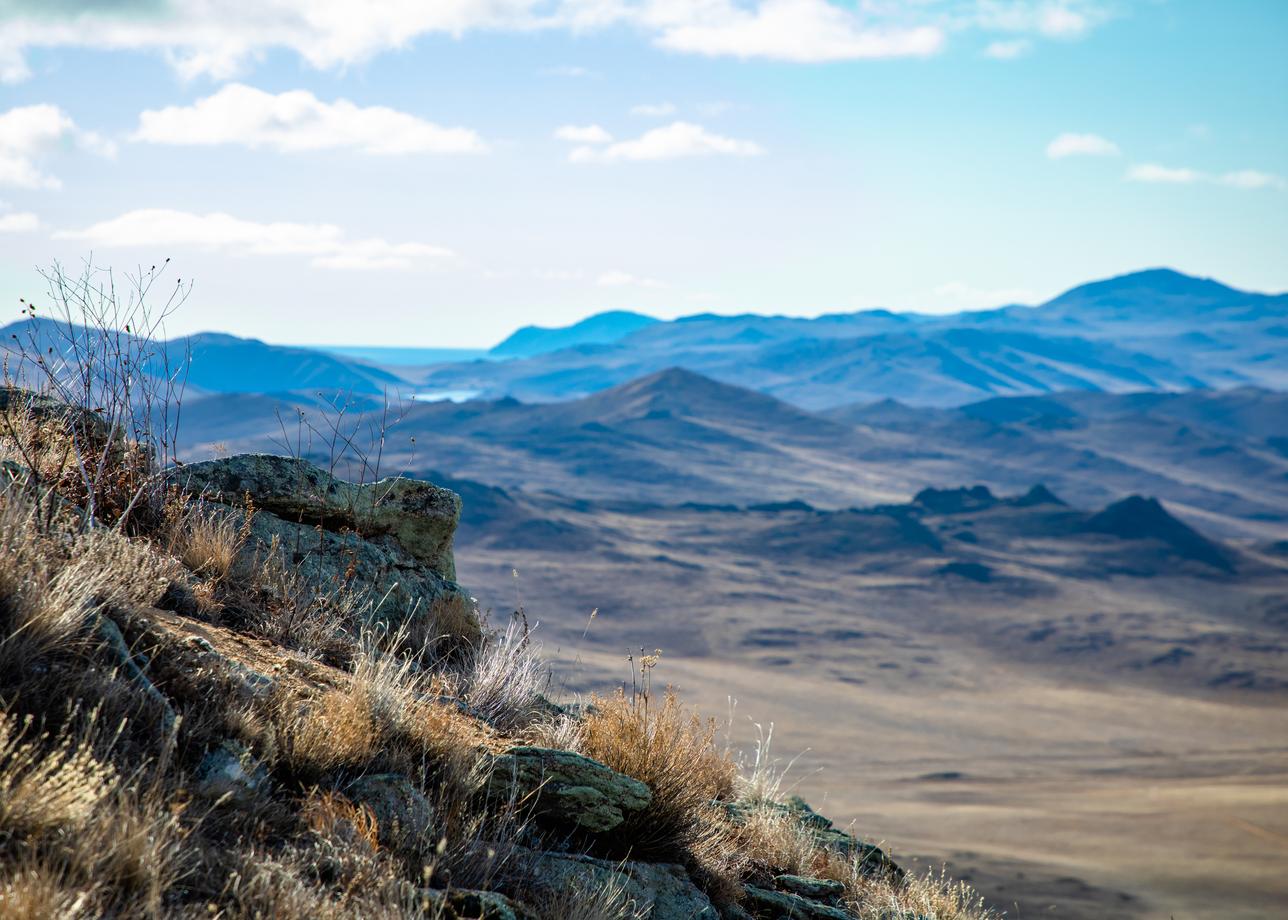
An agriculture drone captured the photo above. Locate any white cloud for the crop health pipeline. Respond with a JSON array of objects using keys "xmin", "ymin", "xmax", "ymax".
[
  {"xmin": 650, "ymin": 0, "xmax": 944, "ymax": 62},
  {"xmin": 1126, "ymin": 163, "xmax": 1205, "ymax": 184},
  {"xmin": 567, "ymin": 121, "xmax": 764, "ymax": 163},
  {"xmin": 597, "ymin": 270, "xmax": 666, "ymax": 289},
  {"xmin": 0, "ymin": 104, "xmax": 115, "ymax": 189},
  {"xmin": 54, "ymin": 209, "xmax": 456, "ymax": 271},
  {"xmin": 0, "ymin": 211, "xmax": 39, "ymax": 233},
  {"xmin": 553, "ymin": 124, "xmax": 613, "ymax": 144},
  {"xmin": 1046, "ymin": 132, "xmax": 1120, "ymax": 159},
  {"xmin": 631, "ymin": 102, "xmax": 677, "ymax": 117},
  {"xmin": 1125, "ymin": 163, "xmax": 1286, "ymax": 190},
  {"xmin": 0, "ymin": 1, "xmax": 1125, "ymax": 82},
  {"xmin": 974, "ymin": 1, "xmax": 1109, "ymax": 39},
  {"xmin": 1, "ymin": 2, "xmax": 551, "ymax": 83},
  {"xmin": 984, "ymin": 38, "xmax": 1030, "ymax": 58},
  {"xmin": 133, "ymin": 84, "xmax": 486, "ymax": 155},
  {"xmin": 0, "ymin": 0, "xmax": 955, "ymax": 80},
  {"xmin": 1038, "ymin": 6, "xmax": 1090, "ymax": 36}
]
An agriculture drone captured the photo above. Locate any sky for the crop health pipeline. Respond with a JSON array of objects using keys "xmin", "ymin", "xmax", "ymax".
[{"xmin": 0, "ymin": 1, "xmax": 1285, "ymax": 348}]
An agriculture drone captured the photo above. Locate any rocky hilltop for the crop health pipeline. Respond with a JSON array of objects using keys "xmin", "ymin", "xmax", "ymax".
[{"xmin": 0, "ymin": 389, "xmax": 990, "ymax": 919}]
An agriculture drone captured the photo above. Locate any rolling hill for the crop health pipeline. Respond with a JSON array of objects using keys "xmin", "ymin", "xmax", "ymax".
[{"xmin": 176, "ymin": 367, "xmax": 1288, "ymax": 543}]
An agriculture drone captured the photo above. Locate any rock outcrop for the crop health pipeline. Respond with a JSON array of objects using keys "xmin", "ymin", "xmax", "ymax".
[
  {"xmin": 486, "ymin": 746, "xmax": 652, "ymax": 833},
  {"xmin": 1082, "ymin": 494, "xmax": 1234, "ymax": 573},
  {"xmin": 506, "ymin": 847, "xmax": 719, "ymax": 920},
  {"xmin": 347, "ymin": 773, "xmax": 436, "ymax": 850},
  {"xmin": 0, "ymin": 387, "xmax": 950, "ymax": 920},
  {"xmin": 170, "ymin": 453, "xmax": 476, "ymax": 634}
]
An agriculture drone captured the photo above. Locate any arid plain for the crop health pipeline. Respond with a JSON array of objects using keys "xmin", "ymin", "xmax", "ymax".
[{"xmin": 456, "ymin": 509, "xmax": 1288, "ymax": 919}]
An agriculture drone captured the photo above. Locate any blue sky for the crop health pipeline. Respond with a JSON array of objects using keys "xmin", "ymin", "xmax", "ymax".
[{"xmin": 0, "ymin": 0, "xmax": 1285, "ymax": 347}]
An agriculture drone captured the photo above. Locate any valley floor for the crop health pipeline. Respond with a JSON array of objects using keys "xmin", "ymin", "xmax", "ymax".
[{"xmin": 457, "ymin": 530, "xmax": 1288, "ymax": 919}]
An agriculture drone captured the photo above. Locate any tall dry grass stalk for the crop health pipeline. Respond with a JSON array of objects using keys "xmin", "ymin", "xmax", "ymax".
[{"xmin": 462, "ymin": 616, "xmax": 548, "ymax": 732}]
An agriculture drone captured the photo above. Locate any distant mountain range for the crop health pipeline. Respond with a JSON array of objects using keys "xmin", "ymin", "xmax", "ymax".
[
  {"xmin": 7, "ymin": 267, "xmax": 1282, "ymax": 409},
  {"xmin": 410, "ymin": 268, "xmax": 1286, "ymax": 407}
]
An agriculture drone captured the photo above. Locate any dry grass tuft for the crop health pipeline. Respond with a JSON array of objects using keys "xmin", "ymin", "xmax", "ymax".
[
  {"xmin": 215, "ymin": 846, "xmax": 414, "ymax": 920},
  {"xmin": 0, "ymin": 711, "xmax": 117, "ymax": 838},
  {"xmin": 275, "ymin": 689, "xmax": 378, "ymax": 780},
  {"xmin": 164, "ymin": 495, "xmax": 247, "ymax": 581},
  {"xmin": 303, "ymin": 790, "xmax": 382, "ymax": 853},
  {"xmin": 215, "ymin": 535, "xmax": 361, "ymax": 665},
  {"xmin": 0, "ymin": 860, "xmax": 98, "ymax": 920},
  {"xmin": 0, "ymin": 703, "xmax": 189, "ymax": 918},
  {"xmin": 461, "ymin": 617, "xmax": 548, "ymax": 732},
  {"xmin": 533, "ymin": 865, "xmax": 647, "ymax": 920},
  {"xmin": 76, "ymin": 782, "xmax": 189, "ymax": 915},
  {"xmin": 577, "ymin": 689, "xmax": 738, "ymax": 860},
  {"xmin": 821, "ymin": 863, "xmax": 995, "ymax": 919},
  {"xmin": 423, "ymin": 592, "xmax": 484, "ymax": 655}
]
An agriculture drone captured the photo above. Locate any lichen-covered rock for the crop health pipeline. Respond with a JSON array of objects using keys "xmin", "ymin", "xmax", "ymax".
[
  {"xmin": 743, "ymin": 885, "xmax": 852, "ymax": 919},
  {"xmin": 346, "ymin": 774, "xmax": 434, "ymax": 850},
  {"xmin": 169, "ymin": 454, "xmax": 476, "ymax": 638},
  {"xmin": 775, "ymin": 875, "xmax": 845, "ymax": 902},
  {"xmin": 486, "ymin": 746, "xmax": 651, "ymax": 833},
  {"xmin": 724, "ymin": 796, "xmax": 902, "ymax": 883},
  {"xmin": 173, "ymin": 454, "xmax": 461, "ymax": 578},
  {"xmin": 508, "ymin": 847, "xmax": 718, "ymax": 920},
  {"xmin": 195, "ymin": 739, "xmax": 268, "ymax": 804}
]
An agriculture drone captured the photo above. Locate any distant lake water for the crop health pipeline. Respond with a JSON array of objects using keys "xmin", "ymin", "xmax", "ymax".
[{"xmin": 413, "ymin": 390, "xmax": 482, "ymax": 403}]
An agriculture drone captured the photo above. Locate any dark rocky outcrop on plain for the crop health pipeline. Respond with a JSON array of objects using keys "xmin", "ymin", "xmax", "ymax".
[{"xmin": 1082, "ymin": 495, "xmax": 1235, "ymax": 573}]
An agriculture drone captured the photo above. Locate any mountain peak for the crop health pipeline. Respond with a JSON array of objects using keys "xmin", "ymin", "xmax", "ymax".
[
  {"xmin": 567, "ymin": 366, "xmax": 841, "ymax": 434},
  {"xmin": 1044, "ymin": 268, "xmax": 1252, "ymax": 312},
  {"xmin": 489, "ymin": 310, "xmax": 658, "ymax": 358}
]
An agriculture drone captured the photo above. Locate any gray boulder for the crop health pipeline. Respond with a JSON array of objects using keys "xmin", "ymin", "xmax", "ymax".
[
  {"xmin": 509, "ymin": 846, "xmax": 718, "ymax": 920},
  {"xmin": 173, "ymin": 454, "xmax": 460, "ymax": 578},
  {"xmin": 743, "ymin": 885, "xmax": 852, "ymax": 920},
  {"xmin": 775, "ymin": 875, "xmax": 845, "ymax": 902},
  {"xmin": 486, "ymin": 746, "xmax": 651, "ymax": 833},
  {"xmin": 346, "ymin": 773, "xmax": 435, "ymax": 851},
  {"xmin": 169, "ymin": 454, "xmax": 476, "ymax": 638}
]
